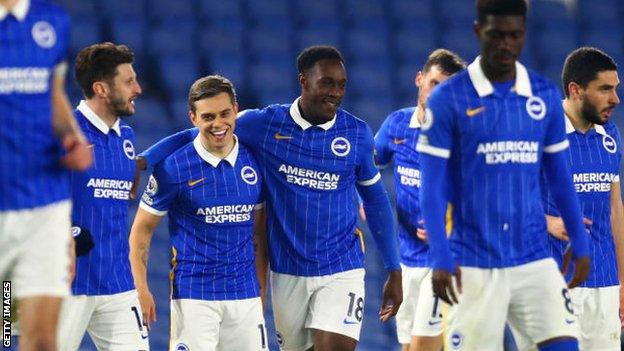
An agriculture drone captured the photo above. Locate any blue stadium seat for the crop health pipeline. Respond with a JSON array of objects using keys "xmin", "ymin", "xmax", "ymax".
[
  {"xmin": 348, "ymin": 97, "xmax": 394, "ymax": 131},
  {"xmin": 529, "ymin": 0, "xmax": 574, "ymax": 24},
  {"xmin": 69, "ymin": 18, "xmax": 102, "ymax": 55},
  {"xmin": 348, "ymin": 62, "xmax": 393, "ymax": 99},
  {"xmin": 255, "ymin": 90, "xmax": 298, "ymax": 107},
  {"xmin": 534, "ymin": 27, "xmax": 577, "ymax": 67},
  {"xmin": 208, "ymin": 55, "xmax": 248, "ymax": 89},
  {"xmin": 157, "ymin": 56, "xmax": 200, "ymax": 99},
  {"xmin": 440, "ymin": 29, "xmax": 479, "ymax": 62},
  {"xmin": 198, "ymin": 0, "xmax": 243, "ymax": 20},
  {"xmin": 147, "ymin": 22, "xmax": 195, "ymax": 56},
  {"xmin": 110, "ymin": 17, "xmax": 147, "ymax": 57},
  {"xmin": 396, "ymin": 63, "xmax": 419, "ymax": 99},
  {"xmin": 579, "ymin": 27, "xmax": 624, "ymax": 57},
  {"xmin": 247, "ymin": 0, "xmax": 291, "ymax": 20},
  {"xmin": 169, "ymin": 97, "xmax": 191, "ymax": 130},
  {"xmin": 247, "ymin": 25, "xmax": 293, "ymax": 62},
  {"xmin": 54, "ymin": 0, "xmax": 97, "ymax": 18},
  {"xmin": 131, "ymin": 97, "xmax": 173, "ymax": 135},
  {"xmin": 437, "ymin": 0, "xmax": 475, "ymax": 22},
  {"xmin": 100, "ymin": 0, "xmax": 145, "ymax": 19},
  {"xmin": 148, "ymin": 0, "xmax": 195, "ymax": 24},
  {"xmin": 393, "ymin": 25, "xmax": 436, "ymax": 65},
  {"xmin": 578, "ymin": 0, "xmax": 620, "ymax": 25},
  {"xmin": 388, "ymin": 0, "xmax": 434, "ymax": 22},
  {"xmin": 341, "ymin": 0, "xmax": 386, "ymax": 20},
  {"xmin": 294, "ymin": 25, "xmax": 342, "ymax": 52},
  {"xmin": 198, "ymin": 26, "xmax": 245, "ymax": 58},
  {"xmin": 293, "ymin": 0, "xmax": 339, "ymax": 21},
  {"xmin": 247, "ymin": 63, "xmax": 297, "ymax": 98},
  {"xmin": 344, "ymin": 22, "xmax": 389, "ymax": 61}
]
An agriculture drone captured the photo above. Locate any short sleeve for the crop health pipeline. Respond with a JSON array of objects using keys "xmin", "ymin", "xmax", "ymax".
[
  {"xmin": 416, "ymin": 86, "xmax": 454, "ymax": 158},
  {"xmin": 543, "ymin": 90, "xmax": 570, "ymax": 154},
  {"xmin": 356, "ymin": 125, "xmax": 381, "ymax": 186},
  {"xmin": 236, "ymin": 108, "xmax": 264, "ymax": 145},
  {"xmin": 139, "ymin": 165, "xmax": 178, "ymax": 216}
]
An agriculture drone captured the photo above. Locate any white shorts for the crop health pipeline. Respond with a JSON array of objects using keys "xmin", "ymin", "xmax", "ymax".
[
  {"xmin": 57, "ymin": 289, "xmax": 149, "ymax": 350},
  {"xmin": 395, "ymin": 266, "xmax": 444, "ymax": 344},
  {"xmin": 170, "ymin": 297, "xmax": 267, "ymax": 351},
  {"xmin": 446, "ymin": 258, "xmax": 578, "ymax": 351},
  {"xmin": 0, "ymin": 200, "xmax": 72, "ymax": 299},
  {"xmin": 513, "ymin": 285, "xmax": 620, "ymax": 351},
  {"xmin": 270, "ymin": 269, "xmax": 366, "ymax": 351}
]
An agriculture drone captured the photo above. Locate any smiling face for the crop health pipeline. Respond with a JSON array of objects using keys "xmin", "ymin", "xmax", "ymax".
[
  {"xmin": 299, "ymin": 58, "xmax": 346, "ymax": 123},
  {"xmin": 577, "ymin": 70, "xmax": 620, "ymax": 125},
  {"xmin": 189, "ymin": 92, "xmax": 238, "ymax": 156},
  {"xmin": 475, "ymin": 15, "xmax": 525, "ymax": 79},
  {"xmin": 106, "ymin": 63, "xmax": 141, "ymax": 117}
]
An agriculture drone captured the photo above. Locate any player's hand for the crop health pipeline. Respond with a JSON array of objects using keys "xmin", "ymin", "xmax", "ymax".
[
  {"xmin": 137, "ymin": 288, "xmax": 156, "ymax": 330},
  {"xmin": 546, "ymin": 215, "xmax": 592, "ymax": 241},
  {"xmin": 129, "ymin": 157, "xmax": 145, "ymax": 200},
  {"xmin": 566, "ymin": 255, "xmax": 590, "ymax": 289},
  {"xmin": 432, "ymin": 266, "xmax": 462, "ymax": 305},
  {"xmin": 379, "ymin": 269, "xmax": 402, "ymax": 322},
  {"xmin": 416, "ymin": 220, "xmax": 427, "ymax": 241},
  {"xmin": 67, "ymin": 232, "xmax": 76, "ymax": 284},
  {"xmin": 60, "ymin": 133, "xmax": 93, "ymax": 171}
]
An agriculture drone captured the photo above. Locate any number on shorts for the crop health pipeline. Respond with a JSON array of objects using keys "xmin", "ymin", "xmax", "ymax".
[
  {"xmin": 431, "ymin": 295, "xmax": 442, "ymax": 319},
  {"xmin": 131, "ymin": 306, "xmax": 143, "ymax": 330},
  {"xmin": 561, "ymin": 288, "xmax": 574, "ymax": 314},
  {"xmin": 258, "ymin": 323, "xmax": 266, "ymax": 349},
  {"xmin": 346, "ymin": 292, "xmax": 364, "ymax": 322}
]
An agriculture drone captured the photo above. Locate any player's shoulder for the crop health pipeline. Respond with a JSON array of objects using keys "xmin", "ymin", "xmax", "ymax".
[
  {"xmin": 119, "ymin": 121, "xmax": 135, "ymax": 137},
  {"xmin": 429, "ymin": 70, "xmax": 470, "ymax": 101},
  {"xmin": 238, "ymin": 103, "xmax": 288, "ymax": 120},
  {"xmin": 337, "ymin": 107, "xmax": 371, "ymax": 130},
  {"xmin": 156, "ymin": 141, "xmax": 196, "ymax": 183},
  {"xmin": 603, "ymin": 120, "xmax": 621, "ymax": 139},
  {"xmin": 525, "ymin": 68, "xmax": 560, "ymax": 97},
  {"xmin": 389, "ymin": 107, "xmax": 416, "ymax": 123}
]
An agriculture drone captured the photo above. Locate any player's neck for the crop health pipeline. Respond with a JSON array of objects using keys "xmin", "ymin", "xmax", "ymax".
[
  {"xmin": 0, "ymin": 0, "xmax": 19, "ymax": 10},
  {"xmin": 85, "ymin": 99, "xmax": 118, "ymax": 128},
  {"xmin": 480, "ymin": 58, "xmax": 515, "ymax": 83},
  {"xmin": 298, "ymin": 99, "xmax": 330, "ymax": 126},
  {"xmin": 415, "ymin": 104, "xmax": 425, "ymax": 124},
  {"xmin": 563, "ymin": 99, "xmax": 593, "ymax": 133},
  {"xmin": 200, "ymin": 136, "xmax": 235, "ymax": 160}
]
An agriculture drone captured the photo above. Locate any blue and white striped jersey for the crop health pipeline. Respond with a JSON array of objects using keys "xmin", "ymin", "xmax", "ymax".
[
  {"xmin": 236, "ymin": 99, "xmax": 381, "ymax": 276},
  {"xmin": 140, "ymin": 136, "xmax": 264, "ymax": 301},
  {"xmin": 375, "ymin": 107, "xmax": 430, "ymax": 267},
  {"xmin": 0, "ymin": 0, "xmax": 71, "ymax": 210},
  {"xmin": 544, "ymin": 118, "xmax": 622, "ymax": 287},
  {"xmin": 71, "ymin": 102, "xmax": 136, "ymax": 295},
  {"xmin": 417, "ymin": 57, "xmax": 570, "ymax": 268}
]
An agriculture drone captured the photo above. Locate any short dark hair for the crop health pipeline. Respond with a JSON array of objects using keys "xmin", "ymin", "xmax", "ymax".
[
  {"xmin": 296, "ymin": 45, "xmax": 344, "ymax": 74},
  {"xmin": 422, "ymin": 49, "xmax": 467, "ymax": 75},
  {"xmin": 562, "ymin": 47, "xmax": 618, "ymax": 98},
  {"xmin": 476, "ymin": 0, "xmax": 527, "ymax": 24},
  {"xmin": 75, "ymin": 42, "xmax": 134, "ymax": 98},
  {"xmin": 188, "ymin": 75, "xmax": 237, "ymax": 112}
]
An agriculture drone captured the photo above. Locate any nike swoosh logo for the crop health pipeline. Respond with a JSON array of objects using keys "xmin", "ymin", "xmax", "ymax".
[
  {"xmin": 274, "ymin": 132, "xmax": 293, "ymax": 140},
  {"xmin": 565, "ymin": 319, "xmax": 575, "ymax": 324},
  {"xmin": 428, "ymin": 320, "xmax": 442, "ymax": 326},
  {"xmin": 466, "ymin": 106, "xmax": 485, "ymax": 117},
  {"xmin": 393, "ymin": 138, "xmax": 406, "ymax": 145},
  {"xmin": 343, "ymin": 318, "xmax": 359, "ymax": 325},
  {"xmin": 87, "ymin": 144, "xmax": 95, "ymax": 149},
  {"xmin": 141, "ymin": 333, "xmax": 148, "ymax": 339},
  {"xmin": 187, "ymin": 178, "xmax": 205, "ymax": 187}
]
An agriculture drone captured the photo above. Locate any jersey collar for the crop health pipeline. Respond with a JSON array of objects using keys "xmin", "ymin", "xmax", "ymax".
[
  {"xmin": 77, "ymin": 100, "xmax": 121, "ymax": 136},
  {"xmin": 193, "ymin": 134, "xmax": 239, "ymax": 168},
  {"xmin": 467, "ymin": 56, "xmax": 532, "ymax": 98},
  {"xmin": 289, "ymin": 97, "xmax": 337, "ymax": 130},
  {"xmin": 564, "ymin": 113, "xmax": 608, "ymax": 136},
  {"xmin": 0, "ymin": 0, "xmax": 29, "ymax": 21},
  {"xmin": 408, "ymin": 107, "xmax": 421, "ymax": 128}
]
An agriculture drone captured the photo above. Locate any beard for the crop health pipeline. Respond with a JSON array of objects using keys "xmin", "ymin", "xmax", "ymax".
[
  {"xmin": 108, "ymin": 92, "xmax": 134, "ymax": 117},
  {"xmin": 580, "ymin": 99, "xmax": 607, "ymax": 125}
]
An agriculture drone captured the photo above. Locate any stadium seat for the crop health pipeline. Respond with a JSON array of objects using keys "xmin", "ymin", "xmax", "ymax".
[
  {"xmin": 247, "ymin": 63, "xmax": 297, "ymax": 96},
  {"xmin": 198, "ymin": 0, "xmax": 243, "ymax": 20},
  {"xmin": 147, "ymin": 22, "xmax": 195, "ymax": 56},
  {"xmin": 293, "ymin": 0, "xmax": 339, "ymax": 21},
  {"xmin": 99, "ymin": 0, "xmax": 145, "ymax": 19},
  {"xmin": 437, "ymin": 0, "xmax": 475, "ymax": 22},
  {"xmin": 131, "ymin": 97, "xmax": 173, "ymax": 135},
  {"xmin": 148, "ymin": 0, "xmax": 195, "ymax": 24},
  {"xmin": 247, "ymin": 25, "xmax": 293, "ymax": 62},
  {"xmin": 578, "ymin": 0, "xmax": 620, "ymax": 25},
  {"xmin": 207, "ymin": 54, "xmax": 248, "ymax": 89},
  {"xmin": 393, "ymin": 25, "xmax": 436, "ymax": 65},
  {"xmin": 198, "ymin": 26, "xmax": 245, "ymax": 58},
  {"xmin": 388, "ymin": 0, "xmax": 434, "ymax": 23},
  {"xmin": 347, "ymin": 60, "xmax": 394, "ymax": 100},
  {"xmin": 534, "ymin": 27, "xmax": 577, "ymax": 67},
  {"xmin": 440, "ymin": 28, "xmax": 480, "ymax": 62},
  {"xmin": 156, "ymin": 56, "xmax": 201, "ymax": 99},
  {"xmin": 54, "ymin": 0, "xmax": 97, "ymax": 18},
  {"xmin": 69, "ymin": 18, "xmax": 102, "ymax": 55},
  {"xmin": 110, "ymin": 17, "xmax": 147, "ymax": 57},
  {"xmin": 294, "ymin": 25, "xmax": 342, "ymax": 52},
  {"xmin": 341, "ymin": 0, "xmax": 386, "ymax": 21},
  {"xmin": 579, "ymin": 27, "xmax": 624, "ymax": 57},
  {"xmin": 246, "ymin": 0, "xmax": 291, "ymax": 21},
  {"xmin": 529, "ymin": 0, "xmax": 574, "ymax": 24},
  {"xmin": 344, "ymin": 22, "xmax": 390, "ymax": 61},
  {"xmin": 349, "ymin": 97, "xmax": 395, "ymax": 131}
]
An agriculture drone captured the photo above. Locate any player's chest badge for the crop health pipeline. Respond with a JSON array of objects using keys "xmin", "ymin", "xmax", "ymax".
[
  {"xmin": 603, "ymin": 134, "xmax": 617, "ymax": 153},
  {"xmin": 331, "ymin": 137, "xmax": 351, "ymax": 156},
  {"xmin": 123, "ymin": 139, "xmax": 135, "ymax": 159},
  {"xmin": 526, "ymin": 96, "xmax": 546, "ymax": 120},
  {"xmin": 32, "ymin": 21, "xmax": 56, "ymax": 49}
]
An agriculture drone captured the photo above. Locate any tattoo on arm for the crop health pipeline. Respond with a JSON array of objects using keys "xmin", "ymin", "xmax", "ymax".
[{"xmin": 139, "ymin": 244, "xmax": 149, "ymax": 267}]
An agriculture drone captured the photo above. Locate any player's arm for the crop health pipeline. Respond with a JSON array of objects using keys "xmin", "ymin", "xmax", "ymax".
[
  {"xmin": 356, "ymin": 124, "xmax": 402, "ymax": 322},
  {"xmin": 253, "ymin": 207, "xmax": 268, "ymax": 308},
  {"xmin": 136, "ymin": 128, "xmax": 199, "ymax": 170},
  {"xmin": 129, "ymin": 207, "xmax": 163, "ymax": 329},
  {"xmin": 51, "ymin": 64, "xmax": 93, "ymax": 171},
  {"xmin": 542, "ymin": 99, "xmax": 589, "ymax": 288}
]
